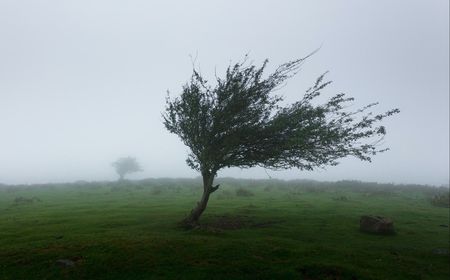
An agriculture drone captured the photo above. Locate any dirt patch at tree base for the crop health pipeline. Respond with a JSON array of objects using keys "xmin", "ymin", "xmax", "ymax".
[{"xmin": 200, "ymin": 215, "xmax": 283, "ymax": 231}]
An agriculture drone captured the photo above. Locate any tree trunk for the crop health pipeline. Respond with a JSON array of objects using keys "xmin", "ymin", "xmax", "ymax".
[
  {"xmin": 181, "ymin": 171, "xmax": 219, "ymax": 228},
  {"xmin": 118, "ymin": 173, "xmax": 125, "ymax": 181}
]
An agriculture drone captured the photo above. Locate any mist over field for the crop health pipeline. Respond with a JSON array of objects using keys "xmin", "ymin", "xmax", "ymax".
[
  {"xmin": 0, "ymin": 0, "xmax": 448, "ymax": 186},
  {"xmin": 0, "ymin": 2, "xmax": 449, "ymax": 279}
]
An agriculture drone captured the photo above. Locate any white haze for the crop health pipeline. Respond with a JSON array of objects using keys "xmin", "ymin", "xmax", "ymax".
[{"xmin": 0, "ymin": 0, "xmax": 448, "ymax": 186}]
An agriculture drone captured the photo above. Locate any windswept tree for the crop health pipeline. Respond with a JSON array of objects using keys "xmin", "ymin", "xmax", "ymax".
[
  {"xmin": 112, "ymin": 157, "xmax": 142, "ymax": 181},
  {"xmin": 163, "ymin": 55, "xmax": 399, "ymax": 227}
]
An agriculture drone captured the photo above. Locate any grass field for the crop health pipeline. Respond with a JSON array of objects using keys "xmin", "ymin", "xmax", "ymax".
[{"xmin": 0, "ymin": 178, "xmax": 448, "ymax": 279}]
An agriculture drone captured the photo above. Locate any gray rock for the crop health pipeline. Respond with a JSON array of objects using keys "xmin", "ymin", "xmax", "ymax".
[
  {"xmin": 360, "ymin": 215, "xmax": 395, "ymax": 234},
  {"xmin": 56, "ymin": 259, "xmax": 75, "ymax": 267},
  {"xmin": 432, "ymin": 248, "xmax": 449, "ymax": 255}
]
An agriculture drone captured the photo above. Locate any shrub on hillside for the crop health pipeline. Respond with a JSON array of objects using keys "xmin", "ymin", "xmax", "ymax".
[
  {"xmin": 235, "ymin": 188, "xmax": 254, "ymax": 197},
  {"xmin": 216, "ymin": 189, "xmax": 234, "ymax": 200},
  {"xmin": 332, "ymin": 195, "xmax": 349, "ymax": 201},
  {"xmin": 430, "ymin": 192, "xmax": 449, "ymax": 208},
  {"xmin": 13, "ymin": 196, "xmax": 41, "ymax": 205},
  {"xmin": 151, "ymin": 186, "xmax": 165, "ymax": 195}
]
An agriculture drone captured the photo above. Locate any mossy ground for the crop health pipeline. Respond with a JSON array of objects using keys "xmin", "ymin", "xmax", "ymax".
[{"xmin": 0, "ymin": 179, "xmax": 448, "ymax": 279}]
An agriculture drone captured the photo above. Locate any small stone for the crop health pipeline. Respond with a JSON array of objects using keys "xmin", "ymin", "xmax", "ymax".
[
  {"xmin": 432, "ymin": 248, "xmax": 449, "ymax": 255},
  {"xmin": 360, "ymin": 215, "xmax": 395, "ymax": 234},
  {"xmin": 56, "ymin": 259, "xmax": 75, "ymax": 267}
]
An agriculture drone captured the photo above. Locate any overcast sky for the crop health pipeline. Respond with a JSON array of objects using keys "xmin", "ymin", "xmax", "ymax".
[{"xmin": 0, "ymin": 0, "xmax": 448, "ymax": 186}]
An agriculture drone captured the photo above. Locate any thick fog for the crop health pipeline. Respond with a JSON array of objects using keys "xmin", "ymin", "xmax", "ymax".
[{"xmin": 0, "ymin": 0, "xmax": 448, "ymax": 186}]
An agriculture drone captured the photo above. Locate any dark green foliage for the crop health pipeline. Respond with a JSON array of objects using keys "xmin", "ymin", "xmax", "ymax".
[{"xmin": 163, "ymin": 55, "xmax": 399, "ymax": 174}]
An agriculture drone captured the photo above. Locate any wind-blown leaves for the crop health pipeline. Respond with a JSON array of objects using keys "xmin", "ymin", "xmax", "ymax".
[{"xmin": 163, "ymin": 57, "xmax": 399, "ymax": 174}]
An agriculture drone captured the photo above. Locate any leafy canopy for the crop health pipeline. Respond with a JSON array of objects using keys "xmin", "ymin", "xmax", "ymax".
[
  {"xmin": 163, "ymin": 56, "xmax": 399, "ymax": 175},
  {"xmin": 112, "ymin": 157, "xmax": 142, "ymax": 179}
]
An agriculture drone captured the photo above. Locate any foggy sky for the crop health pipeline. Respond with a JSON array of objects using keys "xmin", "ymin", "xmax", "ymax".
[{"xmin": 0, "ymin": 0, "xmax": 448, "ymax": 186}]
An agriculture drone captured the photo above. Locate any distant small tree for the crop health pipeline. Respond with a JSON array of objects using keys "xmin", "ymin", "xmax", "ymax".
[
  {"xmin": 163, "ymin": 55, "xmax": 399, "ymax": 227},
  {"xmin": 112, "ymin": 157, "xmax": 142, "ymax": 181}
]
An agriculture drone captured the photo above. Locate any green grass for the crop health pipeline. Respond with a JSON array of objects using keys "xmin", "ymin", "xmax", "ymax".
[{"xmin": 0, "ymin": 178, "xmax": 448, "ymax": 279}]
